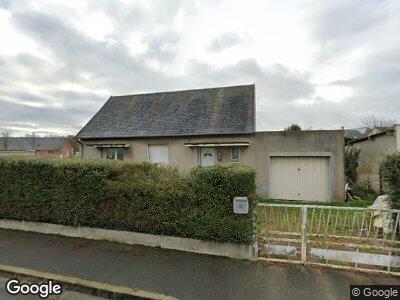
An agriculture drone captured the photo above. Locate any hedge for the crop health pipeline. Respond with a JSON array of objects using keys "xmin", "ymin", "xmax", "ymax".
[
  {"xmin": 380, "ymin": 152, "xmax": 400, "ymax": 209},
  {"xmin": 0, "ymin": 157, "xmax": 256, "ymax": 244}
]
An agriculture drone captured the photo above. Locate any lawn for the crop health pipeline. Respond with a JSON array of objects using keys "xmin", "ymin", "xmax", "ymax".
[
  {"xmin": 256, "ymin": 195, "xmax": 399, "ymax": 241},
  {"xmin": 256, "ymin": 195, "xmax": 376, "ymax": 208}
]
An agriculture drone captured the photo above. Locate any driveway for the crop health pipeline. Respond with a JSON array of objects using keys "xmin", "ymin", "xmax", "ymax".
[{"xmin": 0, "ymin": 229, "xmax": 398, "ymax": 299}]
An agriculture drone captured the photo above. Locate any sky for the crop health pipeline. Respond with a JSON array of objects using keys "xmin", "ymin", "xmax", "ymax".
[{"xmin": 0, "ymin": 0, "xmax": 399, "ymax": 136}]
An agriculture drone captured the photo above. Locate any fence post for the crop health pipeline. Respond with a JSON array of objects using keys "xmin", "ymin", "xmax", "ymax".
[{"xmin": 301, "ymin": 206, "xmax": 308, "ymax": 262}]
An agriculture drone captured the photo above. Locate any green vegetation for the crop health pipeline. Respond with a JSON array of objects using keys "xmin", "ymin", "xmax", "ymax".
[
  {"xmin": 284, "ymin": 124, "xmax": 302, "ymax": 132},
  {"xmin": 351, "ymin": 180, "xmax": 378, "ymax": 200},
  {"xmin": 257, "ymin": 197, "xmax": 377, "ymax": 237},
  {"xmin": 380, "ymin": 152, "xmax": 400, "ymax": 209},
  {"xmin": 0, "ymin": 156, "xmax": 256, "ymax": 244},
  {"xmin": 344, "ymin": 146, "xmax": 360, "ymax": 184},
  {"xmin": 257, "ymin": 196, "xmax": 375, "ymax": 207}
]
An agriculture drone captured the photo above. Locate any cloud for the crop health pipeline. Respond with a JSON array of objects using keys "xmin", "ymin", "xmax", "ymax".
[
  {"xmin": 0, "ymin": 0, "xmax": 399, "ymax": 135},
  {"xmin": 303, "ymin": 0, "xmax": 400, "ymax": 62},
  {"xmin": 207, "ymin": 31, "xmax": 244, "ymax": 52},
  {"xmin": 186, "ymin": 59, "xmax": 314, "ymax": 104},
  {"xmin": 142, "ymin": 30, "xmax": 181, "ymax": 62}
]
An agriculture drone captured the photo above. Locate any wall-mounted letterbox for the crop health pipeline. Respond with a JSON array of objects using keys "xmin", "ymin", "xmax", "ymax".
[{"xmin": 233, "ymin": 197, "xmax": 249, "ymax": 214}]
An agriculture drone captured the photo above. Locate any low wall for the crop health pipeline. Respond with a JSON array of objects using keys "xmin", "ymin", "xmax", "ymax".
[{"xmin": 0, "ymin": 219, "xmax": 254, "ymax": 260}]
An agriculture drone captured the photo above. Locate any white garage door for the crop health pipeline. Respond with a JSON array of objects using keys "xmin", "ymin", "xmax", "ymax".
[{"xmin": 269, "ymin": 156, "xmax": 330, "ymax": 202}]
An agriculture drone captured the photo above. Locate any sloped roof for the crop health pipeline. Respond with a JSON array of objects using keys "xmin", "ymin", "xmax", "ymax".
[
  {"xmin": 0, "ymin": 137, "xmax": 66, "ymax": 151},
  {"xmin": 76, "ymin": 84, "xmax": 255, "ymax": 139},
  {"xmin": 347, "ymin": 127, "xmax": 395, "ymax": 144}
]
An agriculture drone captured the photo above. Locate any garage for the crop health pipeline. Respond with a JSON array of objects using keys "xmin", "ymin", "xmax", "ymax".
[{"xmin": 269, "ymin": 156, "xmax": 330, "ymax": 202}]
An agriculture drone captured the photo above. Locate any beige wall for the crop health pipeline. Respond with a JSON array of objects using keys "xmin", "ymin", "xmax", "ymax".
[
  {"xmin": 80, "ymin": 130, "xmax": 345, "ymax": 201},
  {"xmin": 352, "ymin": 133, "xmax": 396, "ymax": 191},
  {"xmin": 81, "ymin": 134, "xmax": 253, "ymax": 170},
  {"xmin": 253, "ymin": 130, "xmax": 345, "ymax": 201}
]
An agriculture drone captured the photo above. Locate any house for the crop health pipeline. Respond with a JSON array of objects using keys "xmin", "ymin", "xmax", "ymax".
[
  {"xmin": 0, "ymin": 136, "xmax": 77, "ymax": 158},
  {"xmin": 347, "ymin": 125, "xmax": 400, "ymax": 192},
  {"xmin": 76, "ymin": 84, "xmax": 345, "ymax": 201}
]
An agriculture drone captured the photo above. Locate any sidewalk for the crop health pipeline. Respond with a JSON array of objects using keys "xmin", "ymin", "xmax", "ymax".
[{"xmin": 0, "ymin": 229, "xmax": 399, "ymax": 299}]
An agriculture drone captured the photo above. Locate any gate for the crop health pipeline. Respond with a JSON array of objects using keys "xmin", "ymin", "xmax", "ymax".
[{"xmin": 257, "ymin": 203, "xmax": 400, "ymax": 274}]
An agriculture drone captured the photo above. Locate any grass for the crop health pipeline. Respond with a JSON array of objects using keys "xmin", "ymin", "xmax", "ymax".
[
  {"xmin": 256, "ymin": 195, "xmax": 400, "ymax": 270},
  {"xmin": 256, "ymin": 195, "xmax": 376, "ymax": 208},
  {"xmin": 256, "ymin": 195, "xmax": 398, "ymax": 240}
]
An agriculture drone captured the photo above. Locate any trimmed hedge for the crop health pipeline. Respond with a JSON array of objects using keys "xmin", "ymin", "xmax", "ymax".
[
  {"xmin": 380, "ymin": 152, "xmax": 400, "ymax": 209},
  {"xmin": 0, "ymin": 157, "xmax": 256, "ymax": 244}
]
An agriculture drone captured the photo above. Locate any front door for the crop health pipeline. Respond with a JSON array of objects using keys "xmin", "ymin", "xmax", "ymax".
[{"xmin": 200, "ymin": 147, "xmax": 217, "ymax": 166}]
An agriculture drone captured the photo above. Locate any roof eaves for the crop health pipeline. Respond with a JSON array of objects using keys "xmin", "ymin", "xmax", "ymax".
[{"xmin": 348, "ymin": 128, "xmax": 394, "ymax": 144}]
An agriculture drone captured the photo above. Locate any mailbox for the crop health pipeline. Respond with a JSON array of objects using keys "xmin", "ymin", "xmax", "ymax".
[{"xmin": 233, "ymin": 197, "xmax": 249, "ymax": 214}]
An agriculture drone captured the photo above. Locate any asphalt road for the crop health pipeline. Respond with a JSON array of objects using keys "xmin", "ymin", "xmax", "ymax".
[
  {"xmin": 0, "ymin": 276, "xmax": 105, "ymax": 299},
  {"xmin": 0, "ymin": 229, "xmax": 399, "ymax": 299}
]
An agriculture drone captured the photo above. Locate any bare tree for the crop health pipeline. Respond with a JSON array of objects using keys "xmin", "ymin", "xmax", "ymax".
[
  {"xmin": 0, "ymin": 128, "xmax": 11, "ymax": 150},
  {"xmin": 25, "ymin": 132, "xmax": 36, "ymax": 150},
  {"xmin": 360, "ymin": 114, "xmax": 397, "ymax": 129},
  {"xmin": 64, "ymin": 136, "xmax": 80, "ymax": 157}
]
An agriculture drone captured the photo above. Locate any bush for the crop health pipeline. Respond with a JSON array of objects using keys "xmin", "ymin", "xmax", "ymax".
[
  {"xmin": 0, "ymin": 157, "xmax": 255, "ymax": 244},
  {"xmin": 344, "ymin": 146, "xmax": 361, "ymax": 184},
  {"xmin": 380, "ymin": 152, "xmax": 400, "ymax": 209},
  {"xmin": 351, "ymin": 179, "xmax": 377, "ymax": 200}
]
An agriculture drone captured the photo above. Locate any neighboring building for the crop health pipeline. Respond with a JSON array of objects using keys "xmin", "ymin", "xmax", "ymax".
[
  {"xmin": 348, "ymin": 125, "xmax": 400, "ymax": 191},
  {"xmin": 0, "ymin": 137, "xmax": 76, "ymax": 158},
  {"xmin": 76, "ymin": 84, "xmax": 345, "ymax": 201}
]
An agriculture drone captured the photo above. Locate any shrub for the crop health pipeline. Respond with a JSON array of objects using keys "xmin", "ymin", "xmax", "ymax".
[
  {"xmin": 344, "ymin": 146, "xmax": 361, "ymax": 184},
  {"xmin": 351, "ymin": 179, "xmax": 377, "ymax": 200},
  {"xmin": 380, "ymin": 152, "xmax": 400, "ymax": 209},
  {"xmin": 0, "ymin": 157, "xmax": 255, "ymax": 244}
]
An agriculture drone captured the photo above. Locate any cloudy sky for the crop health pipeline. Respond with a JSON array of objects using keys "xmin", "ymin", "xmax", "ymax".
[{"xmin": 0, "ymin": 0, "xmax": 399, "ymax": 135}]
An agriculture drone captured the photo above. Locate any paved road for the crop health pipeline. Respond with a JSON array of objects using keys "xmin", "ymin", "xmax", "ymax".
[
  {"xmin": 0, "ymin": 276, "xmax": 105, "ymax": 299},
  {"xmin": 0, "ymin": 229, "xmax": 399, "ymax": 299}
]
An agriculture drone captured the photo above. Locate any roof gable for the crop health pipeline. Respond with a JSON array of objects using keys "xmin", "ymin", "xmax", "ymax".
[{"xmin": 76, "ymin": 84, "xmax": 255, "ymax": 139}]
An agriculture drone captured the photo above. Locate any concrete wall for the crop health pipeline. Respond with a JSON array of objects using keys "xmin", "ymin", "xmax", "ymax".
[
  {"xmin": 0, "ymin": 219, "xmax": 254, "ymax": 260},
  {"xmin": 352, "ymin": 133, "xmax": 396, "ymax": 191},
  {"xmin": 80, "ymin": 130, "xmax": 345, "ymax": 201},
  {"xmin": 35, "ymin": 150, "xmax": 61, "ymax": 157},
  {"xmin": 253, "ymin": 130, "xmax": 345, "ymax": 201}
]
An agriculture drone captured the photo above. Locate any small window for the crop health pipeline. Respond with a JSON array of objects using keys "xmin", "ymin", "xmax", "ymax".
[
  {"xmin": 148, "ymin": 145, "xmax": 169, "ymax": 165},
  {"xmin": 231, "ymin": 148, "xmax": 240, "ymax": 163},
  {"xmin": 103, "ymin": 148, "xmax": 124, "ymax": 161}
]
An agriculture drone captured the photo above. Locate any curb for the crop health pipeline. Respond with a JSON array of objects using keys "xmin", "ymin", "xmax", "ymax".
[
  {"xmin": 0, "ymin": 219, "xmax": 253, "ymax": 260},
  {"xmin": 0, "ymin": 263, "xmax": 178, "ymax": 300}
]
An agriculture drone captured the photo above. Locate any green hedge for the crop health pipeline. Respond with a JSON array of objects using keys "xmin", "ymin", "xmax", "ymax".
[
  {"xmin": 380, "ymin": 152, "xmax": 400, "ymax": 209},
  {"xmin": 0, "ymin": 157, "xmax": 256, "ymax": 244}
]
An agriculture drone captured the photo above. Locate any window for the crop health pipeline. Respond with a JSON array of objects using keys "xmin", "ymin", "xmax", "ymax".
[
  {"xmin": 103, "ymin": 148, "xmax": 124, "ymax": 161},
  {"xmin": 148, "ymin": 145, "xmax": 169, "ymax": 164},
  {"xmin": 231, "ymin": 147, "xmax": 240, "ymax": 163}
]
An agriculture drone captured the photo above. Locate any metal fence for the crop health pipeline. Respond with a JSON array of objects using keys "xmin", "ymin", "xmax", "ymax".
[{"xmin": 257, "ymin": 203, "xmax": 400, "ymax": 274}]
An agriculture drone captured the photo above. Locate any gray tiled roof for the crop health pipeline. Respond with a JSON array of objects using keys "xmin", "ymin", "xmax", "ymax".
[
  {"xmin": 76, "ymin": 84, "xmax": 255, "ymax": 139},
  {"xmin": 0, "ymin": 137, "xmax": 66, "ymax": 151}
]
